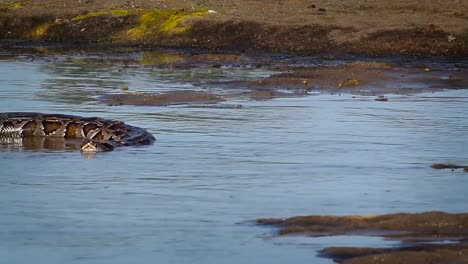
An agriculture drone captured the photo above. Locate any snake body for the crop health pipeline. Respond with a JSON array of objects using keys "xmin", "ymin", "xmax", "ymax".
[{"xmin": 0, "ymin": 112, "xmax": 155, "ymax": 151}]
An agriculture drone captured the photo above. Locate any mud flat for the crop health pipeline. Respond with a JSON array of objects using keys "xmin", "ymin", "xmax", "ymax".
[
  {"xmin": 257, "ymin": 211, "xmax": 468, "ymax": 263},
  {"xmin": 100, "ymin": 91, "xmax": 224, "ymax": 106},
  {"xmin": 214, "ymin": 61, "xmax": 468, "ymax": 97},
  {"xmin": 432, "ymin": 163, "xmax": 468, "ymax": 172},
  {"xmin": 2, "ymin": 43, "xmax": 465, "ymax": 102},
  {"xmin": 320, "ymin": 243, "xmax": 468, "ymax": 264},
  {"xmin": 0, "ymin": 0, "xmax": 467, "ymax": 56}
]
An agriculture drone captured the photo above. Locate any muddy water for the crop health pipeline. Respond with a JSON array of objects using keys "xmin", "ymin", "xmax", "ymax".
[{"xmin": 0, "ymin": 49, "xmax": 467, "ymax": 264}]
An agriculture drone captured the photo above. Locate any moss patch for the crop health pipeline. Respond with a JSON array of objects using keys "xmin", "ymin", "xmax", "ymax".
[
  {"xmin": 0, "ymin": 2, "xmax": 23, "ymax": 10},
  {"xmin": 65, "ymin": 8, "xmax": 208, "ymax": 42},
  {"xmin": 72, "ymin": 9, "xmax": 135, "ymax": 21},
  {"xmin": 126, "ymin": 9, "xmax": 208, "ymax": 40},
  {"xmin": 32, "ymin": 22, "xmax": 53, "ymax": 38},
  {"xmin": 140, "ymin": 51, "xmax": 187, "ymax": 66}
]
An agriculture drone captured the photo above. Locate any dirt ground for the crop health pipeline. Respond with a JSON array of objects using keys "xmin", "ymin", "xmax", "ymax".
[{"xmin": 0, "ymin": 0, "xmax": 467, "ymax": 56}]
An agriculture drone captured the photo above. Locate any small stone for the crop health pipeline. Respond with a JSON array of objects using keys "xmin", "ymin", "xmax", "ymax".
[
  {"xmin": 424, "ymin": 68, "xmax": 431, "ymax": 72},
  {"xmin": 448, "ymin": 34, "xmax": 456, "ymax": 43},
  {"xmin": 375, "ymin": 96, "xmax": 388, "ymax": 102},
  {"xmin": 121, "ymin": 85, "xmax": 129, "ymax": 91}
]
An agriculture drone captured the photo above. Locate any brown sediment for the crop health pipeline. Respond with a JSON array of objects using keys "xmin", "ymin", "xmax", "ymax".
[
  {"xmin": 174, "ymin": 104, "xmax": 242, "ymax": 109},
  {"xmin": 432, "ymin": 163, "xmax": 468, "ymax": 172},
  {"xmin": 0, "ymin": 0, "xmax": 467, "ymax": 56},
  {"xmin": 258, "ymin": 211, "xmax": 468, "ymax": 263},
  {"xmin": 139, "ymin": 52, "xmax": 250, "ymax": 68},
  {"xmin": 218, "ymin": 61, "xmax": 468, "ymax": 95},
  {"xmin": 257, "ymin": 211, "xmax": 468, "ymax": 237},
  {"xmin": 244, "ymin": 90, "xmax": 300, "ymax": 101},
  {"xmin": 188, "ymin": 54, "xmax": 244, "ymax": 63},
  {"xmin": 320, "ymin": 243, "xmax": 468, "ymax": 264},
  {"xmin": 100, "ymin": 91, "xmax": 224, "ymax": 106}
]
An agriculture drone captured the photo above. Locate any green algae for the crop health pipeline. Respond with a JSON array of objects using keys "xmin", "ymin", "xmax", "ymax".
[
  {"xmin": 67, "ymin": 8, "xmax": 207, "ymax": 41},
  {"xmin": 72, "ymin": 9, "xmax": 135, "ymax": 21},
  {"xmin": 18, "ymin": 7, "xmax": 208, "ymax": 43},
  {"xmin": 111, "ymin": 9, "xmax": 131, "ymax": 16},
  {"xmin": 140, "ymin": 52, "xmax": 187, "ymax": 66},
  {"xmin": 32, "ymin": 22, "xmax": 53, "ymax": 38},
  {"xmin": 12, "ymin": 2, "xmax": 22, "ymax": 9},
  {"xmin": 0, "ymin": 2, "xmax": 23, "ymax": 10},
  {"xmin": 127, "ymin": 9, "xmax": 208, "ymax": 40}
]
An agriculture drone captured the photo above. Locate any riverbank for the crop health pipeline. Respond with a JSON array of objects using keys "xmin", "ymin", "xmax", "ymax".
[{"xmin": 0, "ymin": 0, "xmax": 467, "ymax": 56}]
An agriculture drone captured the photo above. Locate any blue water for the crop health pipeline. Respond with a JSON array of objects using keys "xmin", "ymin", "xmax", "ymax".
[{"xmin": 0, "ymin": 50, "xmax": 467, "ymax": 264}]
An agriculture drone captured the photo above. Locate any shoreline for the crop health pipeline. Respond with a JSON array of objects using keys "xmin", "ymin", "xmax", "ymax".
[{"xmin": 0, "ymin": 0, "xmax": 467, "ymax": 56}]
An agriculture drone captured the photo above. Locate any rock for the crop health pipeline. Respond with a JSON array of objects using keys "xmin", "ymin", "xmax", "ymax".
[{"xmin": 375, "ymin": 96, "xmax": 388, "ymax": 101}]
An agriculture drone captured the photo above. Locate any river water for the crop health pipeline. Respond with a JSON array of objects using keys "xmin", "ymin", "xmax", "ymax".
[{"xmin": 0, "ymin": 48, "xmax": 467, "ymax": 264}]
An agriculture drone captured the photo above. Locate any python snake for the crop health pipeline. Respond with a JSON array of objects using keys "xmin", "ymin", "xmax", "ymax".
[{"xmin": 0, "ymin": 112, "xmax": 155, "ymax": 152}]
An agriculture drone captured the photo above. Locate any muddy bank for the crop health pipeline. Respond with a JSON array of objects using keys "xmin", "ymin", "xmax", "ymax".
[
  {"xmin": 432, "ymin": 163, "xmax": 468, "ymax": 172},
  {"xmin": 258, "ymin": 211, "xmax": 468, "ymax": 263},
  {"xmin": 215, "ymin": 61, "xmax": 468, "ymax": 96},
  {"xmin": 99, "ymin": 90, "xmax": 270, "ymax": 107},
  {"xmin": 320, "ymin": 243, "xmax": 468, "ymax": 264},
  {"xmin": 100, "ymin": 91, "xmax": 224, "ymax": 106},
  {"xmin": 2, "ymin": 43, "xmax": 465, "ymax": 100},
  {"xmin": 0, "ymin": 0, "xmax": 467, "ymax": 56},
  {"xmin": 257, "ymin": 211, "xmax": 468, "ymax": 237}
]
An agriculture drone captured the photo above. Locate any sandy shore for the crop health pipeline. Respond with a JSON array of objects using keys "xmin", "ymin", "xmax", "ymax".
[{"xmin": 0, "ymin": 0, "xmax": 467, "ymax": 56}]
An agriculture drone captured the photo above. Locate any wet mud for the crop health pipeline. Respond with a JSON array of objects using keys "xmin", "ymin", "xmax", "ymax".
[
  {"xmin": 432, "ymin": 164, "xmax": 468, "ymax": 172},
  {"xmin": 139, "ymin": 52, "xmax": 257, "ymax": 69},
  {"xmin": 320, "ymin": 243, "xmax": 468, "ymax": 264},
  {"xmin": 0, "ymin": 0, "xmax": 467, "ymax": 56},
  {"xmin": 257, "ymin": 211, "xmax": 468, "ymax": 237},
  {"xmin": 100, "ymin": 91, "xmax": 224, "ymax": 106},
  {"xmin": 216, "ymin": 61, "xmax": 468, "ymax": 96},
  {"xmin": 1, "ymin": 44, "xmax": 466, "ymax": 102},
  {"xmin": 257, "ymin": 211, "xmax": 468, "ymax": 263}
]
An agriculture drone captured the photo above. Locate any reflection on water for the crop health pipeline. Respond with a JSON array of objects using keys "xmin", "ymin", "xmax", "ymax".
[
  {"xmin": 0, "ymin": 137, "xmax": 82, "ymax": 152},
  {"xmin": 0, "ymin": 48, "xmax": 467, "ymax": 264}
]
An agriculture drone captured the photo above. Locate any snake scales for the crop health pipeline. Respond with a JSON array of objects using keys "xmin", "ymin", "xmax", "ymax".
[{"xmin": 0, "ymin": 112, "xmax": 155, "ymax": 152}]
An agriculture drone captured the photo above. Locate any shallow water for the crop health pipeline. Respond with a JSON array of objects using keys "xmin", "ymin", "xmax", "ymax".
[{"xmin": 0, "ymin": 49, "xmax": 467, "ymax": 264}]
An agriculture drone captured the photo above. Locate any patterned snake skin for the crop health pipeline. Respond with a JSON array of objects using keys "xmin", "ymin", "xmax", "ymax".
[{"xmin": 0, "ymin": 112, "xmax": 155, "ymax": 151}]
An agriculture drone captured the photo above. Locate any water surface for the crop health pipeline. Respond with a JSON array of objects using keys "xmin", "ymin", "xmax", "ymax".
[{"xmin": 0, "ymin": 49, "xmax": 467, "ymax": 264}]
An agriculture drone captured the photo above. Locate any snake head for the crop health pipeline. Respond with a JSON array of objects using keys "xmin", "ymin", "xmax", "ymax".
[{"xmin": 80, "ymin": 139, "xmax": 114, "ymax": 152}]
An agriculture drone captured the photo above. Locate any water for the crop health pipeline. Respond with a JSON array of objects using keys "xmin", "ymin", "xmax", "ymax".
[{"xmin": 0, "ymin": 49, "xmax": 467, "ymax": 264}]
